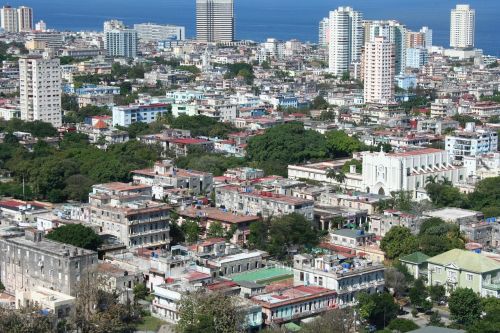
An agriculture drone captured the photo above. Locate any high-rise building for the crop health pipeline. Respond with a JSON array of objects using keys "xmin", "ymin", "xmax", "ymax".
[
  {"xmin": 450, "ymin": 4, "xmax": 475, "ymax": 49},
  {"xmin": 328, "ymin": 6, "xmax": 363, "ymax": 76},
  {"xmin": 19, "ymin": 55, "xmax": 62, "ymax": 127},
  {"xmin": 420, "ymin": 26, "xmax": 433, "ymax": 51},
  {"xmin": 105, "ymin": 29, "xmax": 138, "ymax": 58},
  {"xmin": 17, "ymin": 6, "xmax": 33, "ymax": 32},
  {"xmin": 318, "ymin": 17, "xmax": 329, "ymax": 48},
  {"xmin": 406, "ymin": 31, "xmax": 425, "ymax": 49},
  {"xmin": 1, "ymin": 5, "xmax": 18, "ymax": 33},
  {"xmin": 196, "ymin": 0, "xmax": 234, "ymax": 42},
  {"xmin": 35, "ymin": 20, "xmax": 47, "ymax": 32},
  {"xmin": 133, "ymin": 23, "xmax": 185, "ymax": 42},
  {"xmin": 406, "ymin": 47, "xmax": 429, "ymax": 69},
  {"xmin": 363, "ymin": 36, "xmax": 395, "ymax": 104},
  {"xmin": 364, "ymin": 20, "xmax": 406, "ymax": 74},
  {"xmin": 103, "ymin": 19, "xmax": 125, "ymax": 32}
]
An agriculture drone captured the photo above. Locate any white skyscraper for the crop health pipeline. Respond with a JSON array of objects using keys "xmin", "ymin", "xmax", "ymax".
[
  {"xmin": 363, "ymin": 37, "xmax": 395, "ymax": 105},
  {"xmin": 17, "ymin": 6, "xmax": 33, "ymax": 32},
  {"xmin": 420, "ymin": 26, "xmax": 433, "ymax": 51},
  {"xmin": 318, "ymin": 17, "xmax": 329, "ymax": 48},
  {"xmin": 364, "ymin": 20, "xmax": 406, "ymax": 74},
  {"xmin": 19, "ymin": 55, "xmax": 62, "ymax": 127},
  {"xmin": 35, "ymin": 20, "xmax": 47, "ymax": 32},
  {"xmin": 105, "ymin": 29, "xmax": 138, "ymax": 58},
  {"xmin": 328, "ymin": 7, "xmax": 363, "ymax": 76},
  {"xmin": 103, "ymin": 20, "xmax": 125, "ymax": 32},
  {"xmin": 450, "ymin": 4, "xmax": 475, "ymax": 49},
  {"xmin": 196, "ymin": 0, "xmax": 234, "ymax": 42},
  {"xmin": 1, "ymin": 5, "xmax": 18, "ymax": 33}
]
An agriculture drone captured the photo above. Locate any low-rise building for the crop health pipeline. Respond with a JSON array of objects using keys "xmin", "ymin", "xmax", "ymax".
[
  {"xmin": 293, "ymin": 254, "xmax": 385, "ymax": 306},
  {"xmin": 132, "ymin": 160, "xmax": 213, "ymax": 200},
  {"xmin": 0, "ymin": 229, "xmax": 98, "ymax": 297},
  {"xmin": 177, "ymin": 206, "xmax": 260, "ymax": 244},
  {"xmin": 426, "ymin": 249, "xmax": 500, "ymax": 297},
  {"xmin": 330, "ymin": 229, "xmax": 376, "ymax": 249},
  {"xmin": 423, "ymin": 207, "xmax": 483, "ymax": 225},
  {"xmin": 89, "ymin": 182, "xmax": 171, "ymax": 249},
  {"xmin": 445, "ymin": 123, "xmax": 498, "ymax": 163},
  {"xmin": 251, "ymin": 285, "xmax": 337, "ymax": 325},
  {"xmin": 215, "ymin": 185, "xmax": 314, "ymax": 220},
  {"xmin": 112, "ymin": 103, "xmax": 170, "ymax": 127},
  {"xmin": 399, "ymin": 251, "xmax": 430, "ymax": 280}
]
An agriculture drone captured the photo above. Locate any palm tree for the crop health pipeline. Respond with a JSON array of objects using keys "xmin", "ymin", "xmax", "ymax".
[
  {"xmin": 425, "ymin": 175, "xmax": 438, "ymax": 185},
  {"xmin": 439, "ymin": 176, "xmax": 452, "ymax": 186},
  {"xmin": 326, "ymin": 168, "xmax": 337, "ymax": 180},
  {"xmin": 334, "ymin": 171, "xmax": 346, "ymax": 184}
]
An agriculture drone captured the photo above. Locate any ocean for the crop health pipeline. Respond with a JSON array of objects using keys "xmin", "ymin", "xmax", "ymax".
[{"xmin": 4, "ymin": 0, "xmax": 500, "ymax": 56}]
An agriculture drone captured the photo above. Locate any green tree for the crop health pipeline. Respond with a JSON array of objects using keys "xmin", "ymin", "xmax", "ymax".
[
  {"xmin": 46, "ymin": 224, "xmax": 102, "ymax": 251},
  {"xmin": 267, "ymin": 213, "xmax": 319, "ymax": 259},
  {"xmin": 176, "ymin": 291, "xmax": 243, "ymax": 333},
  {"xmin": 181, "ymin": 220, "xmax": 200, "ymax": 243},
  {"xmin": 428, "ymin": 284, "xmax": 446, "ymax": 303},
  {"xmin": 133, "ymin": 283, "xmax": 148, "ymax": 300},
  {"xmin": 246, "ymin": 122, "xmax": 327, "ymax": 176},
  {"xmin": 207, "ymin": 221, "xmax": 225, "ymax": 238},
  {"xmin": 448, "ymin": 288, "xmax": 482, "ymax": 327},
  {"xmin": 409, "ymin": 278, "xmax": 428, "ymax": 307},
  {"xmin": 468, "ymin": 297, "xmax": 500, "ymax": 333},
  {"xmin": 312, "ymin": 95, "xmax": 329, "ymax": 110},
  {"xmin": 324, "ymin": 130, "xmax": 363, "ymax": 157},
  {"xmin": 357, "ymin": 292, "xmax": 398, "ymax": 329},
  {"xmin": 386, "ymin": 318, "xmax": 419, "ymax": 332},
  {"xmin": 380, "ymin": 226, "xmax": 418, "ymax": 260},
  {"xmin": 248, "ymin": 221, "xmax": 268, "ymax": 250},
  {"xmin": 341, "ymin": 159, "xmax": 362, "ymax": 173},
  {"xmin": 468, "ymin": 176, "xmax": 500, "ymax": 217}
]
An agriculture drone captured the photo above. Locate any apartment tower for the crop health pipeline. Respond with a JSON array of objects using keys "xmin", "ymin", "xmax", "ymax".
[
  {"xmin": 196, "ymin": 0, "xmax": 234, "ymax": 42},
  {"xmin": 363, "ymin": 36, "xmax": 395, "ymax": 104},
  {"xmin": 450, "ymin": 4, "xmax": 475, "ymax": 49},
  {"xmin": 328, "ymin": 7, "xmax": 363, "ymax": 76},
  {"xmin": 19, "ymin": 55, "xmax": 62, "ymax": 127}
]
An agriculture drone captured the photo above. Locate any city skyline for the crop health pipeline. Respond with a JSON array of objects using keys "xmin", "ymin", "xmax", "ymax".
[{"xmin": 0, "ymin": 0, "xmax": 497, "ymax": 55}]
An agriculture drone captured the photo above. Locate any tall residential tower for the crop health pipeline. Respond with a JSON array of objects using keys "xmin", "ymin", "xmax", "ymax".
[
  {"xmin": 328, "ymin": 7, "xmax": 363, "ymax": 76},
  {"xmin": 450, "ymin": 4, "xmax": 475, "ymax": 49},
  {"xmin": 17, "ymin": 6, "xmax": 33, "ymax": 32},
  {"xmin": 19, "ymin": 55, "xmax": 62, "ymax": 127},
  {"xmin": 363, "ymin": 36, "xmax": 395, "ymax": 104},
  {"xmin": 196, "ymin": 0, "xmax": 234, "ymax": 42}
]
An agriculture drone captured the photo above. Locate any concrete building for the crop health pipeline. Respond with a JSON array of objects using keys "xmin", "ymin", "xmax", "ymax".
[
  {"xmin": 17, "ymin": 6, "xmax": 33, "ymax": 32},
  {"xmin": 406, "ymin": 47, "xmax": 429, "ymax": 69},
  {"xmin": 89, "ymin": 182, "xmax": 171, "ymax": 249},
  {"xmin": 215, "ymin": 185, "xmax": 314, "ymax": 220},
  {"xmin": 450, "ymin": 4, "xmax": 475, "ymax": 49},
  {"xmin": 133, "ymin": 23, "xmax": 185, "ymax": 42},
  {"xmin": 293, "ymin": 254, "xmax": 385, "ymax": 306},
  {"xmin": 364, "ymin": 20, "xmax": 406, "ymax": 74},
  {"xmin": 363, "ymin": 36, "xmax": 395, "ymax": 104},
  {"xmin": 361, "ymin": 148, "xmax": 466, "ymax": 199},
  {"xmin": 0, "ymin": 229, "xmax": 98, "ymax": 297},
  {"xmin": 196, "ymin": 0, "xmax": 234, "ymax": 42},
  {"xmin": 328, "ymin": 6, "xmax": 363, "ymax": 76},
  {"xmin": 445, "ymin": 123, "xmax": 498, "ymax": 163},
  {"xmin": 105, "ymin": 29, "xmax": 138, "ymax": 58},
  {"xmin": 16, "ymin": 287, "xmax": 75, "ymax": 318},
  {"xmin": 420, "ymin": 26, "xmax": 433, "ymax": 50},
  {"xmin": 318, "ymin": 17, "xmax": 329, "ymax": 48},
  {"xmin": 252, "ymin": 285, "xmax": 337, "ymax": 325},
  {"xmin": 19, "ymin": 55, "xmax": 62, "ymax": 127},
  {"xmin": 103, "ymin": 20, "xmax": 125, "ymax": 32},
  {"xmin": 426, "ymin": 249, "xmax": 500, "ymax": 297},
  {"xmin": 1, "ymin": 5, "xmax": 18, "ymax": 32},
  {"xmin": 132, "ymin": 160, "xmax": 213, "ymax": 200},
  {"xmin": 399, "ymin": 252, "xmax": 430, "ymax": 280},
  {"xmin": 112, "ymin": 102, "xmax": 170, "ymax": 127},
  {"xmin": 207, "ymin": 250, "xmax": 267, "ymax": 277}
]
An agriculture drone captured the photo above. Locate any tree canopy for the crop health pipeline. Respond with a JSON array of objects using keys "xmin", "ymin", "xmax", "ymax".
[
  {"xmin": 46, "ymin": 224, "xmax": 102, "ymax": 251},
  {"xmin": 246, "ymin": 122, "xmax": 328, "ymax": 176},
  {"xmin": 448, "ymin": 287, "xmax": 482, "ymax": 327}
]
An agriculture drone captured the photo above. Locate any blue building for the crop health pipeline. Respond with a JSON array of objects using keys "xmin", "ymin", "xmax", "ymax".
[
  {"xmin": 395, "ymin": 74, "xmax": 417, "ymax": 91},
  {"xmin": 406, "ymin": 47, "xmax": 429, "ymax": 69},
  {"xmin": 112, "ymin": 103, "xmax": 170, "ymax": 127}
]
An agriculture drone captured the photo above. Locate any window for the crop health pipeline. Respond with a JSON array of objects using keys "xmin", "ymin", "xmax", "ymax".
[{"xmin": 466, "ymin": 273, "xmax": 473, "ymax": 281}]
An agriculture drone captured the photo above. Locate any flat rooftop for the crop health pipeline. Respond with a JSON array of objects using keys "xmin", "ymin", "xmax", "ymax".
[
  {"xmin": 230, "ymin": 267, "xmax": 293, "ymax": 284},
  {"xmin": 4, "ymin": 235, "xmax": 96, "ymax": 258},
  {"xmin": 424, "ymin": 208, "xmax": 482, "ymax": 221},
  {"xmin": 178, "ymin": 207, "xmax": 260, "ymax": 224},
  {"xmin": 252, "ymin": 285, "xmax": 336, "ymax": 307}
]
